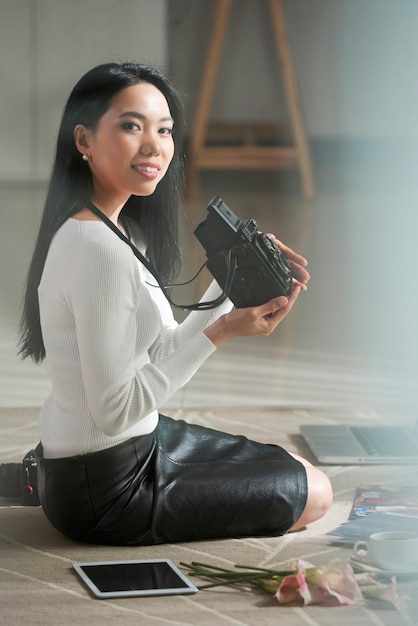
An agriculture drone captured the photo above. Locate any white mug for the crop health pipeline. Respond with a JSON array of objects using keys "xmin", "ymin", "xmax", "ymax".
[{"xmin": 353, "ymin": 531, "xmax": 418, "ymax": 571}]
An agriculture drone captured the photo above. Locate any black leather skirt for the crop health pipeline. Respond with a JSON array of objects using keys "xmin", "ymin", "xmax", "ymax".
[{"xmin": 36, "ymin": 414, "xmax": 307, "ymax": 545}]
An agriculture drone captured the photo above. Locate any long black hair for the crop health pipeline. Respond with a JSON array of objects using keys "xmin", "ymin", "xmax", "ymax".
[{"xmin": 19, "ymin": 62, "xmax": 185, "ymax": 362}]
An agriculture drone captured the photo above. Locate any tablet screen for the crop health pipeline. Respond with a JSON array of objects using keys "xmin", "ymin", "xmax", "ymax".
[{"xmin": 73, "ymin": 559, "xmax": 198, "ymax": 598}]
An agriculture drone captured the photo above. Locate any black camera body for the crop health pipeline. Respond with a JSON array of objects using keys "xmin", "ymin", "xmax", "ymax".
[
  {"xmin": 194, "ymin": 196, "xmax": 293, "ymax": 308},
  {"xmin": 0, "ymin": 449, "xmax": 40, "ymax": 506}
]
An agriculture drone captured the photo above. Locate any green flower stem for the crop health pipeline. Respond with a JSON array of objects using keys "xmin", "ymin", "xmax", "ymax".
[{"xmin": 180, "ymin": 561, "xmax": 297, "ymax": 591}]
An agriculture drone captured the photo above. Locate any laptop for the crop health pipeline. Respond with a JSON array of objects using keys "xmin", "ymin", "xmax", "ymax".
[{"xmin": 299, "ymin": 422, "xmax": 418, "ymax": 464}]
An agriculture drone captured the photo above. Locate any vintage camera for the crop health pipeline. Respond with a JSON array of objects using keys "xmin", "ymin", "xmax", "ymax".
[
  {"xmin": 194, "ymin": 196, "xmax": 293, "ymax": 308},
  {"xmin": 0, "ymin": 449, "xmax": 40, "ymax": 506}
]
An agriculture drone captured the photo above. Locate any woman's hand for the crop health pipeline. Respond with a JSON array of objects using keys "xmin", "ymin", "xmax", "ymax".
[
  {"xmin": 204, "ymin": 286, "xmax": 301, "ymax": 347},
  {"xmin": 267, "ymin": 234, "xmax": 310, "ymax": 290}
]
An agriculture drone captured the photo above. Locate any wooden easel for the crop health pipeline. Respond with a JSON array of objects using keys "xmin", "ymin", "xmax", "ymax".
[{"xmin": 184, "ymin": 0, "xmax": 314, "ymax": 199}]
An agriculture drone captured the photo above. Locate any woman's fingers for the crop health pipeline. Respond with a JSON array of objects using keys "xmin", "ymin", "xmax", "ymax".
[
  {"xmin": 265, "ymin": 233, "xmax": 310, "ymax": 287},
  {"xmin": 261, "ymin": 286, "xmax": 301, "ymax": 324},
  {"xmin": 267, "ymin": 234, "xmax": 308, "ymax": 267}
]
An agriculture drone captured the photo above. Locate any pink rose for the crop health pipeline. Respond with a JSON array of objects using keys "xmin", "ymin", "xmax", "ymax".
[{"xmin": 276, "ymin": 559, "xmax": 363, "ymax": 606}]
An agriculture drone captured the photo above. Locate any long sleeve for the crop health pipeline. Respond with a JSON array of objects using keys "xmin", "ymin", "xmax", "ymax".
[
  {"xmin": 67, "ymin": 239, "xmax": 223, "ymax": 436},
  {"xmin": 38, "ymin": 219, "xmax": 233, "ymax": 457}
]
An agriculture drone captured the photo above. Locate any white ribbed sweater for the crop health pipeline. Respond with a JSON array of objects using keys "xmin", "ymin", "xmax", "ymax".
[{"xmin": 38, "ymin": 218, "xmax": 233, "ymax": 458}]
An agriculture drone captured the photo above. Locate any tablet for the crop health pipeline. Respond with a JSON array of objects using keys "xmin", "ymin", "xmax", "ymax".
[{"xmin": 73, "ymin": 559, "xmax": 198, "ymax": 599}]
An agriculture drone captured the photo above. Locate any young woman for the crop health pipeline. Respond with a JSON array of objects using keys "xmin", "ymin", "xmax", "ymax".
[{"xmin": 19, "ymin": 62, "xmax": 332, "ymax": 545}]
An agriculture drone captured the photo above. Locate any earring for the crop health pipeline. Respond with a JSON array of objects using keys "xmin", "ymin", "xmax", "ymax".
[{"xmin": 82, "ymin": 154, "xmax": 89, "ymax": 161}]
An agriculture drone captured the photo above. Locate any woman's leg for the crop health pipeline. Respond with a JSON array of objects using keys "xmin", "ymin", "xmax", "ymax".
[{"xmin": 288, "ymin": 453, "xmax": 333, "ymax": 531}]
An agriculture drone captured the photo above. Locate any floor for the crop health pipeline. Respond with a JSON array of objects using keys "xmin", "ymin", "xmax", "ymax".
[
  {"xmin": 0, "ymin": 151, "xmax": 417, "ymax": 420},
  {"xmin": 1, "ymin": 155, "xmax": 417, "ymax": 626}
]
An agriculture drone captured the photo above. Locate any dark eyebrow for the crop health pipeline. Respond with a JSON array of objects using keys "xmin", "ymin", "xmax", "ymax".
[{"xmin": 118, "ymin": 111, "xmax": 173, "ymax": 123}]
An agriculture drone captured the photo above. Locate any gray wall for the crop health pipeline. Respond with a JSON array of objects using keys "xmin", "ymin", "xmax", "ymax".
[
  {"xmin": 169, "ymin": 0, "xmax": 418, "ymax": 140},
  {"xmin": 3, "ymin": 0, "xmax": 417, "ymax": 181},
  {"xmin": 168, "ymin": 0, "xmax": 418, "ymax": 377},
  {"xmin": 0, "ymin": 0, "xmax": 167, "ymax": 182},
  {"xmin": 0, "ymin": 0, "xmax": 167, "ymax": 326},
  {"xmin": 1, "ymin": 0, "xmax": 417, "ymax": 385}
]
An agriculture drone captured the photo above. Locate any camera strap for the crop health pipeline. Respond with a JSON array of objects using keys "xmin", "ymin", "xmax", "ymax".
[{"xmin": 86, "ymin": 201, "xmax": 233, "ymax": 311}]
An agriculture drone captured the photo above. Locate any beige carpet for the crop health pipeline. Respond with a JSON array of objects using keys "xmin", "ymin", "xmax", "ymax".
[{"xmin": 1, "ymin": 406, "xmax": 417, "ymax": 626}]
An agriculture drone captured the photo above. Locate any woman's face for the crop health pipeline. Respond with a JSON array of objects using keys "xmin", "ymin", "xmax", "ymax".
[{"xmin": 79, "ymin": 82, "xmax": 175, "ymax": 203}]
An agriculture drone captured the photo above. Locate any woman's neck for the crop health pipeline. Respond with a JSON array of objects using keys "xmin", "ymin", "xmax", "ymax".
[{"xmin": 72, "ymin": 196, "xmax": 128, "ymax": 226}]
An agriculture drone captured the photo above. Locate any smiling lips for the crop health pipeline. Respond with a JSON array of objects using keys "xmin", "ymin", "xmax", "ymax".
[{"xmin": 132, "ymin": 163, "xmax": 160, "ymax": 179}]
